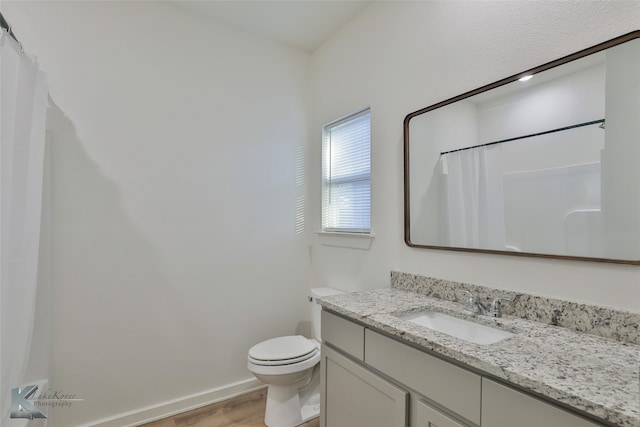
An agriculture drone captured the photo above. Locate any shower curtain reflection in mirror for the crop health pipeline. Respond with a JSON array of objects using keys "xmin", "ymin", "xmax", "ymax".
[
  {"xmin": 434, "ymin": 123, "xmax": 604, "ymax": 257},
  {"xmin": 439, "ymin": 145, "xmax": 506, "ymax": 250}
]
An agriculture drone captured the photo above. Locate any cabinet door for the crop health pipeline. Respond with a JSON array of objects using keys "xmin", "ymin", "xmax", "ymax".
[
  {"xmin": 482, "ymin": 379, "xmax": 604, "ymax": 427},
  {"xmin": 321, "ymin": 344, "xmax": 408, "ymax": 427},
  {"xmin": 415, "ymin": 400, "xmax": 471, "ymax": 427}
]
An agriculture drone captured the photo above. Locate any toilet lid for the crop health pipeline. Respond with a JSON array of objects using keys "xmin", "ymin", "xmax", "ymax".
[{"xmin": 249, "ymin": 335, "xmax": 317, "ymax": 362}]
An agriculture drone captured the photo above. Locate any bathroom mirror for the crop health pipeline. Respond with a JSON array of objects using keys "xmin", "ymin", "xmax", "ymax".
[{"xmin": 404, "ymin": 31, "xmax": 640, "ymax": 264}]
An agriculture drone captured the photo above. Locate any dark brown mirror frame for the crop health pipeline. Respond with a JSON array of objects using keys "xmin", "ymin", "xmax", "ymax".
[{"xmin": 403, "ymin": 30, "xmax": 640, "ymax": 265}]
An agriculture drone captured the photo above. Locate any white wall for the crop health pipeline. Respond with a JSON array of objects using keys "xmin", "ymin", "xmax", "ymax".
[
  {"xmin": 5, "ymin": 1, "xmax": 640, "ymax": 426},
  {"xmin": 310, "ymin": 1, "xmax": 640, "ymax": 311},
  {"xmin": 3, "ymin": 2, "xmax": 312, "ymax": 426}
]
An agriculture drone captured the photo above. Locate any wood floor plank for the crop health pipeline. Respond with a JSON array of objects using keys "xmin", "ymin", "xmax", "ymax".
[
  {"xmin": 138, "ymin": 387, "xmax": 319, "ymax": 427},
  {"xmin": 174, "ymin": 388, "xmax": 267, "ymax": 427},
  {"xmin": 139, "ymin": 417, "xmax": 176, "ymax": 427}
]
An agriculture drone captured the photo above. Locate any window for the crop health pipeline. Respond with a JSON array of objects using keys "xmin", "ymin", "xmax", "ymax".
[{"xmin": 322, "ymin": 108, "xmax": 371, "ymax": 233}]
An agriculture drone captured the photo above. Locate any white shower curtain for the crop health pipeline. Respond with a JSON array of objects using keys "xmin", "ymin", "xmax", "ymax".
[
  {"xmin": 441, "ymin": 145, "xmax": 506, "ymax": 249},
  {"xmin": 0, "ymin": 30, "xmax": 48, "ymax": 423}
]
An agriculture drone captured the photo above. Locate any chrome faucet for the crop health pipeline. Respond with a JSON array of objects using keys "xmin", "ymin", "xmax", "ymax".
[
  {"xmin": 487, "ymin": 296, "xmax": 511, "ymax": 318},
  {"xmin": 457, "ymin": 289, "xmax": 511, "ymax": 318},
  {"xmin": 457, "ymin": 289, "xmax": 487, "ymax": 315}
]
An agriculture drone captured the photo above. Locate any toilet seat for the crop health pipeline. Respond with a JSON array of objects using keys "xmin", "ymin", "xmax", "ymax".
[
  {"xmin": 248, "ymin": 350, "xmax": 320, "ymax": 376},
  {"xmin": 248, "ymin": 336, "xmax": 318, "ymax": 366},
  {"xmin": 249, "ymin": 349, "xmax": 318, "ymax": 366}
]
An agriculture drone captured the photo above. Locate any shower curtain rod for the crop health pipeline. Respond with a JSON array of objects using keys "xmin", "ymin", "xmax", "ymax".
[
  {"xmin": 440, "ymin": 118, "xmax": 605, "ymax": 156},
  {"xmin": 0, "ymin": 11, "xmax": 21, "ymax": 46}
]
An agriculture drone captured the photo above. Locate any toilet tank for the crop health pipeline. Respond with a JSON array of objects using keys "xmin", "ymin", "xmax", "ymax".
[{"xmin": 309, "ymin": 287, "xmax": 344, "ymax": 341}]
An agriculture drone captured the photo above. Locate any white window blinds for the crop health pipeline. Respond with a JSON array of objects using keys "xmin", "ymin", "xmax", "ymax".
[{"xmin": 322, "ymin": 109, "xmax": 371, "ymax": 233}]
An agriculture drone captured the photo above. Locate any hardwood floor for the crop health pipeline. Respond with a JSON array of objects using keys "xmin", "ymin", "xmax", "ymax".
[{"xmin": 139, "ymin": 388, "xmax": 320, "ymax": 427}]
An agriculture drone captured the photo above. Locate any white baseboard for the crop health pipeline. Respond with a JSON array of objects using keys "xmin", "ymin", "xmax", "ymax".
[{"xmin": 81, "ymin": 378, "xmax": 264, "ymax": 427}]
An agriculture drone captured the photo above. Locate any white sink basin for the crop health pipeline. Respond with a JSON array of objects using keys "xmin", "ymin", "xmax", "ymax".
[{"xmin": 398, "ymin": 310, "xmax": 514, "ymax": 345}]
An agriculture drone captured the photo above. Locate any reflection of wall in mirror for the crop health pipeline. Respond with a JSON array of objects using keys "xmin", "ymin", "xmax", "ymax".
[
  {"xmin": 503, "ymin": 155, "xmax": 602, "ymax": 257},
  {"xmin": 426, "ymin": 62, "xmax": 606, "ymax": 254},
  {"xmin": 412, "ymin": 38, "xmax": 640, "ymax": 260},
  {"xmin": 475, "ymin": 62, "xmax": 605, "ymax": 145},
  {"xmin": 475, "ymin": 62, "xmax": 607, "ymax": 257},
  {"xmin": 500, "ymin": 125, "xmax": 604, "ymax": 257},
  {"xmin": 409, "ymin": 102, "xmax": 477, "ymax": 244},
  {"xmin": 602, "ymin": 39, "xmax": 640, "ymax": 259}
]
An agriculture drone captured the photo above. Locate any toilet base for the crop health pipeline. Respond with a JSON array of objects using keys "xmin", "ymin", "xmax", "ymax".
[
  {"xmin": 299, "ymin": 390, "xmax": 320, "ymax": 423},
  {"xmin": 264, "ymin": 388, "xmax": 319, "ymax": 427},
  {"xmin": 263, "ymin": 366, "xmax": 320, "ymax": 427}
]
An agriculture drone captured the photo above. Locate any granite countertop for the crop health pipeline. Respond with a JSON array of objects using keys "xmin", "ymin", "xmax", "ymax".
[{"xmin": 319, "ymin": 288, "xmax": 640, "ymax": 427}]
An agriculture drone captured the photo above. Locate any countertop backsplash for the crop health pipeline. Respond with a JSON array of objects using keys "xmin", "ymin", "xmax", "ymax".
[{"xmin": 391, "ymin": 271, "xmax": 640, "ymax": 345}]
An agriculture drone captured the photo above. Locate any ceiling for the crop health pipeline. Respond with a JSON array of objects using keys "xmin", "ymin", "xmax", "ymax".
[{"xmin": 164, "ymin": 1, "xmax": 371, "ymax": 53}]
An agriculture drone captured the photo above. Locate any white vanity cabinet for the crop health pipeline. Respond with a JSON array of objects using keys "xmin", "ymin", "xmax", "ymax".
[
  {"xmin": 321, "ymin": 345, "xmax": 408, "ymax": 427},
  {"xmin": 416, "ymin": 399, "xmax": 471, "ymax": 427},
  {"xmin": 481, "ymin": 378, "xmax": 602, "ymax": 427},
  {"xmin": 321, "ymin": 310, "xmax": 607, "ymax": 427},
  {"xmin": 321, "ymin": 310, "xmax": 365, "ymax": 361},
  {"xmin": 365, "ymin": 329, "xmax": 480, "ymax": 426},
  {"xmin": 321, "ymin": 311, "xmax": 408, "ymax": 427}
]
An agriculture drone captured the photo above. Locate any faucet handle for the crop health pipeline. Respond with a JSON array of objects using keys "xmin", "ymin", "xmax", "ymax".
[
  {"xmin": 456, "ymin": 288, "xmax": 474, "ymax": 303},
  {"xmin": 488, "ymin": 296, "xmax": 511, "ymax": 318},
  {"xmin": 457, "ymin": 289, "xmax": 480, "ymax": 313}
]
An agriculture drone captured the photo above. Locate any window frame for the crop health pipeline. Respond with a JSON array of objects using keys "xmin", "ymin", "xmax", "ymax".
[{"xmin": 321, "ymin": 107, "xmax": 372, "ymax": 234}]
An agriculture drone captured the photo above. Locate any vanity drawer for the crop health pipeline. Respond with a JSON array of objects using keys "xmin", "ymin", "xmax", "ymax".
[
  {"xmin": 365, "ymin": 329, "xmax": 481, "ymax": 425},
  {"xmin": 321, "ymin": 310, "xmax": 365, "ymax": 361},
  {"xmin": 481, "ymin": 379, "xmax": 604, "ymax": 427}
]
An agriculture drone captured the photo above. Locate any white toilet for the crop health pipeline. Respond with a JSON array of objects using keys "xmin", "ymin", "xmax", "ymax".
[{"xmin": 247, "ymin": 287, "xmax": 343, "ymax": 427}]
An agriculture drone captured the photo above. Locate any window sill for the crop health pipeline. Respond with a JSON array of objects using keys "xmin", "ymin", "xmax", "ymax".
[{"xmin": 315, "ymin": 231, "xmax": 375, "ymax": 250}]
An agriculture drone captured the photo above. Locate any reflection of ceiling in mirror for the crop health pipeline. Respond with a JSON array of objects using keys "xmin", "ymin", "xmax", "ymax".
[{"xmin": 468, "ymin": 51, "xmax": 606, "ymax": 104}]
